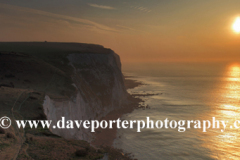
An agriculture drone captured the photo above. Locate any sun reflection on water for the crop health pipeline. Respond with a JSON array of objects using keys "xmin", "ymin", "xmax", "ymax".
[
  {"xmin": 225, "ymin": 65, "xmax": 240, "ymax": 102},
  {"xmin": 211, "ymin": 64, "xmax": 240, "ymax": 159}
]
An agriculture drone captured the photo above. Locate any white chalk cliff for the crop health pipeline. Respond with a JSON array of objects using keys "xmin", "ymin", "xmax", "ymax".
[{"xmin": 43, "ymin": 51, "xmax": 128, "ymax": 141}]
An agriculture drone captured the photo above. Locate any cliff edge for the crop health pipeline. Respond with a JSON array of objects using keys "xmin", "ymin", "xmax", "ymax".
[{"xmin": 0, "ymin": 42, "xmax": 134, "ymax": 160}]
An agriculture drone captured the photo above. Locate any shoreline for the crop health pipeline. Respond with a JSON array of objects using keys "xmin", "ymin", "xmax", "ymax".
[
  {"xmin": 0, "ymin": 43, "xmax": 145, "ymax": 159},
  {"xmin": 91, "ymin": 76, "xmax": 144, "ymax": 147}
]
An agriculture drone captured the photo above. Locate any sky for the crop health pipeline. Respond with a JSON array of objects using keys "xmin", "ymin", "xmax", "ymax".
[{"xmin": 1, "ymin": 0, "xmax": 240, "ymax": 63}]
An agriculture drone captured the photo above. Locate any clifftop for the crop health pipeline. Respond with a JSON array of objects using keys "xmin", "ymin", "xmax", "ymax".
[
  {"xmin": 0, "ymin": 42, "xmax": 134, "ymax": 160},
  {"xmin": 0, "ymin": 42, "xmax": 115, "ymax": 74},
  {"xmin": 0, "ymin": 42, "xmax": 112, "ymax": 55}
]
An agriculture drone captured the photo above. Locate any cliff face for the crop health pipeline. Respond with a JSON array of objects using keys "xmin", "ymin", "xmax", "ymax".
[
  {"xmin": 43, "ymin": 51, "xmax": 127, "ymax": 141},
  {"xmin": 0, "ymin": 42, "xmax": 133, "ymax": 159},
  {"xmin": 26, "ymin": 44, "xmax": 127, "ymax": 141},
  {"xmin": 0, "ymin": 42, "xmax": 127, "ymax": 142}
]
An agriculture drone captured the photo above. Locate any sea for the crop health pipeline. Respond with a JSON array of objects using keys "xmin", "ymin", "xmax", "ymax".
[{"xmin": 113, "ymin": 62, "xmax": 240, "ymax": 160}]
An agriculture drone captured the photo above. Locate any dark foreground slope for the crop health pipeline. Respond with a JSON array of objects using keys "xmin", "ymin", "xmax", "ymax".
[{"xmin": 0, "ymin": 42, "xmax": 139, "ymax": 160}]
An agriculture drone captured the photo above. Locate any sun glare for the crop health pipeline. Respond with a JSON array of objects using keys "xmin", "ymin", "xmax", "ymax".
[{"xmin": 233, "ymin": 17, "xmax": 240, "ymax": 33}]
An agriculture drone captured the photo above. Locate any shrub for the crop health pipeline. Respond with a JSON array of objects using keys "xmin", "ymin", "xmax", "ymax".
[
  {"xmin": 6, "ymin": 132, "xmax": 15, "ymax": 139},
  {"xmin": 75, "ymin": 149, "xmax": 88, "ymax": 157},
  {"xmin": 0, "ymin": 128, "xmax": 5, "ymax": 134}
]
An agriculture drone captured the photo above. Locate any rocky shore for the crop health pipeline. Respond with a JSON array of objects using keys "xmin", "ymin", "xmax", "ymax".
[{"xmin": 91, "ymin": 77, "xmax": 143, "ymax": 147}]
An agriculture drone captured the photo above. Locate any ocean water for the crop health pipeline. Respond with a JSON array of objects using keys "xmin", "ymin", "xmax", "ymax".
[{"xmin": 114, "ymin": 62, "xmax": 240, "ymax": 160}]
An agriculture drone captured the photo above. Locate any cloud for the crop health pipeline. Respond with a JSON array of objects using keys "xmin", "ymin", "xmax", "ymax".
[
  {"xmin": 88, "ymin": 3, "xmax": 116, "ymax": 10},
  {"xmin": 116, "ymin": 25, "xmax": 147, "ymax": 34},
  {"xmin": 0, "ymin": 3, "xmax": 118, "ymax": 32},
  {"xmin": 130, "ymin": 6, "xmax": 152, "ymax": 13},
  {"xmin": 116, "ymin": 25, "xmax": 136, "ymax": 31}
]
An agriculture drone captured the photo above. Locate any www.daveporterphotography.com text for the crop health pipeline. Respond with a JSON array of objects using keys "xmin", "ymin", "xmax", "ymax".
[{"xmin": 1, "ymin": 116, "xmax": 239, "ymax": 133}]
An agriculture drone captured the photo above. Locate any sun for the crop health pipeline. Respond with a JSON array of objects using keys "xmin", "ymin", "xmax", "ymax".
[{"xmin": 233, "ymin": 17, "xmax": 240, "ymax": 33}]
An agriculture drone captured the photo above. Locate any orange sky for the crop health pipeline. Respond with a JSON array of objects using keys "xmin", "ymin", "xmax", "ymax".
[{"xmin": 1, "ymin": 1, "xmax": 240, "ymax": 63}]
